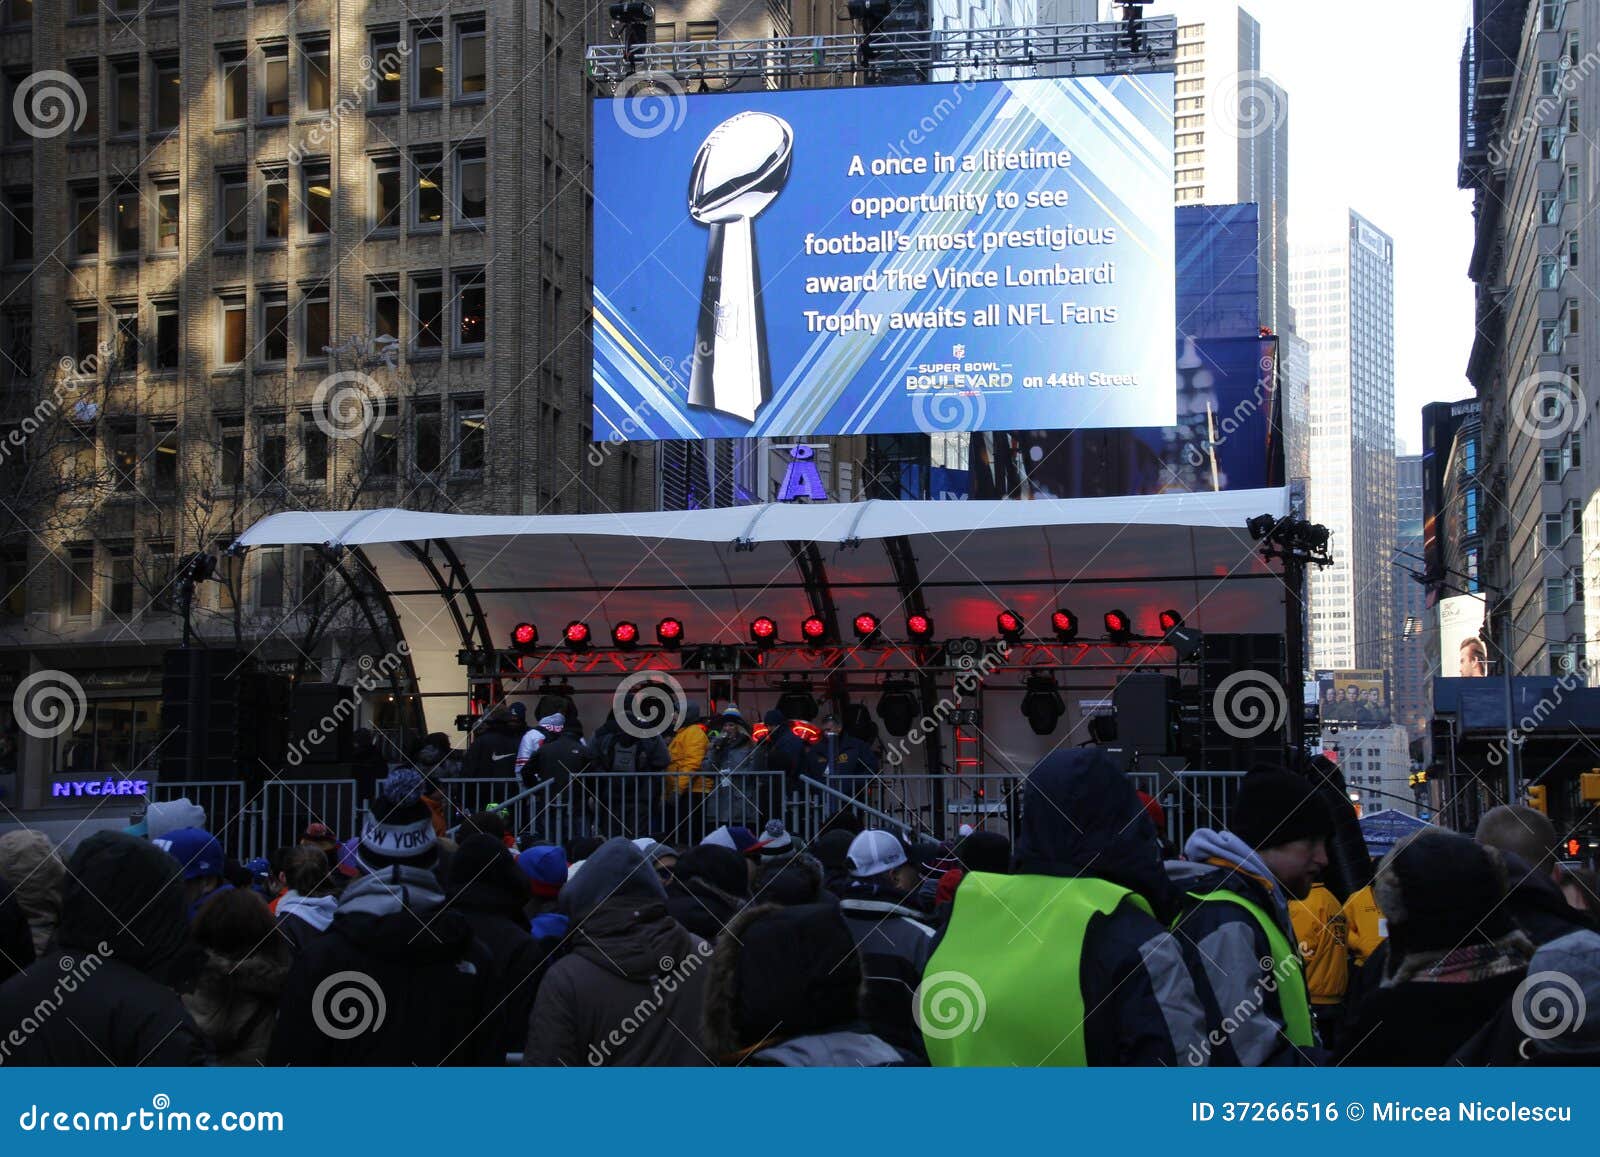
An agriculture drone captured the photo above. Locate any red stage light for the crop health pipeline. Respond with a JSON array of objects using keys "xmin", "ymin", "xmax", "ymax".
[
  {"xmin": 511, "ymin": 622, "xmax": 538, "ymax": 650},
  {"xmin": 1158, "ymin": 609, "xmax": 1183, "ymax": 633},
  {"xmin": 655, "ymin": 617, "xmax": 683, "ymax": 648},
  {"xmin": 996, "ymin": 609, "xmax": 1024, "ymax": 642},
  {"xmin": 750, "ymin": 616, "xmax": 777, "ymax": 645},
  {"xmin": 907, "ymin": 612, "xmax": 934, "ymax": 640},
  {"xmin": 793, "ymin": 720, "xmax": 821, "ymax": 743},
  {"xmin": 612, "ymin": 621, "xmax": 639, "ymax": 649},
  {"xmin": 853, "ymin": 612, "xmax": 881, "ymax": 640},
  {"xmin": 801, "ymin": 614, "xmax": 827, "ymax": 641},
  {"xmin": 1104, "ymin": 610, "xmax": 1132, "ymax": 642},
  {"xmin": 1051, "ymin": 609, "xmax": 1078, "ymax": 642},
  {"xmin": 563, "ymin": 621, "xmax": 591, "ymax": 650}
]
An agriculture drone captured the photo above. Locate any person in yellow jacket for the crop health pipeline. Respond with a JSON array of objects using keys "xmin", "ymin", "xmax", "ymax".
[
  {"xmin": 1289, "ymin": 879, "xmax": 1348, "ymax": 1047},
  {"xmin": 1339, "ymin": 875, "xmax": 1388, "ymax": 1011},
  {"xmin": 663, "ymin": 704, "xmax": 710, "ymax": 838}
]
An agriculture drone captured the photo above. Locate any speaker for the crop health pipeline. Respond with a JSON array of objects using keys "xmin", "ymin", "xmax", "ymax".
[
  {"xmin": 1113, "ymin": 673, "xmax": 1180, "ymax": 756},
  {"xmin": 288, "ymin": 683, "xmax": 354, "ymax": 766},
  {"xmin": 1186, "ymin": 633, "xmax": 1290, "ymax": 771},
  {"xmin": 160, "ymin": 650, "xmax": 290, "ymax": 782}
]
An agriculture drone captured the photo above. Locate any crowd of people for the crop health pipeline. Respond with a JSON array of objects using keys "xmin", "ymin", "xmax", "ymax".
[{"xmin": 0, "ymin": 743, "xmax": 1596, "ymax": 1067}]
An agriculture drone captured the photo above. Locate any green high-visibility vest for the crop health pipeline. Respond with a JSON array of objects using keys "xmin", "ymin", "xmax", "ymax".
[
  {"xmin": 1186, "ymin": 890, "xmax": 1316, "ymax": 1048},
  {"xmin": 920, "ymin": 872, "xmax": 1151, "ymax": 1067}
]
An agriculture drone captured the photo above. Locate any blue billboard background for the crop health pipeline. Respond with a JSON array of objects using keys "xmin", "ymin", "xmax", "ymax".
[{"xmin": 594, "ymin": 74, "xmax": 1175, "ymax": 441}]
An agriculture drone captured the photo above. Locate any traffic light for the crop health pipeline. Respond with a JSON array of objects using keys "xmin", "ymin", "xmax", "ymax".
[
  {"xmin": 1526, "ymin": 784, "xmax": 1548, "ymax": 815},
  {"xmin": 1582, "ymin": 770, "xmax": 1600, "ymax": 803},
  {"xmin": 1566, "ymin": 837, "xmax": 1582, "ymax": 858}
]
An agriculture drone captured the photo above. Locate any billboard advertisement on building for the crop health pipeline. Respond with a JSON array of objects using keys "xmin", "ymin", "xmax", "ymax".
[
  {"xmin": 1315, "ymin": 669, "xmax": 1391, "ymax": 727},
  {"xmin": 1438, "ymin": 593, "xmax": 1489, "ymax": 678},
  {"xmin": 592, "ymin": 73, "xmax": 1176, "ymax": 442}
]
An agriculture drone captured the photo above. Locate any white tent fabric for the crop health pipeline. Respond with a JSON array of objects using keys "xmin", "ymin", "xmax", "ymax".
[{"xmin": 236, "ymin": 488, "xmax": 1289, "ymax": 738}]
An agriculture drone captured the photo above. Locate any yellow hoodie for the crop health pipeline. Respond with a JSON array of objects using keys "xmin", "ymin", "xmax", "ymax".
[{"xmin": 1288, "ymin": 881, "xmax": 1348, "ymax": 1005}]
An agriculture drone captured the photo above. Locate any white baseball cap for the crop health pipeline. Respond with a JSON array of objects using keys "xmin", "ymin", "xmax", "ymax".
[{"xmin": 846, "ymin": 829, "xmax": 908, "ymax": 878}]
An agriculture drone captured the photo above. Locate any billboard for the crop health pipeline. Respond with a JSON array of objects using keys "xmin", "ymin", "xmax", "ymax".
[
  {"xmin": 1316, "ymin": 669, "xmax": 1390, "ymax": 728},
  {"xmin": 1439, "ymin": 593, "xmax": 1489, "ymax": 678},
  {"xmin": 593, "ymin": 74, "xmax": 1176, "ymax": 442}
]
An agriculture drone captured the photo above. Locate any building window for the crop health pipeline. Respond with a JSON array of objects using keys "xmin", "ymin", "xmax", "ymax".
[
  {"xmin": 371, "ymin": 279, "xmax": 399, "ymax": 340},
  {"xmin": 0, "ymin": 309, "xmax": 29, "ymax": 384},
  {"xmin": 262, "ymin": 169, "xmax": 288, "ymax": 242},
  {"xmin": 218, "ymin": 49, "xmax": 247, "ymax": 123},
  {"xmin": 455, "ymin": 397, "xmax": 485, "ymax": 472},
  {"xmin": 413, "ymin": 397, "xmax": 441, "ymax": 473},
  {"xmin": 72, "ymin": 308, "xmax": 97, "ymax": 368},
  {"xmin": 112, "ymin": 58, "xmax": 138, "ymax": 135},
  {"xmin": 0, "ymin": 546, "xmax": 25, "ymax": 617},
  {"xmin": 1541, "ymin": 191, "xmax": 1560, "ymax": 225},
  {"xmin": 1544, "ymin": 447, "xmax": 1562, "ymax": 481},
  {"xmin": 218, "ymin": 417, "xmax": 243, "ymax": 486},
  {"xmin": 302, "ymin": 39, "xmax": 331, "ymax": 113},
  {"xmin": 114, "ymin": 306, "xmax": 138, "ymax": 372},
  {"xmin": 260, "ymin": 289, "xmax": 288, "ymax": 363},
  {"xmin": 154, "ymin": 301, "xmax": 179, "ymax": 369},
  {"xmin": 1541, "ymin": 320, "xmax": 1561, "ymax": 354},
  {"xmin": 1540, "ymin": 127, "xmax": 1561, "ymax": 161},
  {"xmin": 1541, "ymin": 0, "xmax": 1567, "ymax": 32},
  {"xmin": 1464, "ymin": 487, "xmax": 1479, "ymax": 535},
  {"xmin": 300, "ymin": 285, "xmax": 329, "ymax": 358},
  {"xmin": 66, "ymin": 546, "xmax": 94, "ymax": 618},
  {"xmin": 71, "ymin": 63, "xmax": 97, "ymax": 138},
  {"xmin": 413, "ymin": 26, "xmax": 444, "ymax": 103},
  {"xmin": 456, "ymin": 269, "xmax": 485, "ymax": 349},
  {"xmin": 151, "ymin": 423, "xmax": 177, "ymax": 491},
  {"xmin": 258, "ymin": 415, "xmax": 286, "ymax": 484},
  {"xmin": 1544, "ymin": 511, "xmax": 1565, "ymax": 549},
  {"xmin": 456, "ymin": 21, "xmax": 486, "ymax": 98},
  {"xmin": 219, "ymin": 295, "xmax": 246, "ymax": 365},
  {"xmin": 256, "ymin": 547, "xmax": 284, "ymax": 609},
  {"xmin": 1567, "ymin": 230, "xmax": 1580, "ymax": 267},
  {"xmin": 412, "ymin": 276, "xmax": 443, "ymax": 352},
  {"xmin": 262, "ymin": 45, "xmax": 288, "ymax": 120},
  {"xmin": 370, "ymin": 29, "xmax": 402, "ymax": 106},
  {"xmin": 110, "ymin": 424, "xmax": 137, "ymax": 491},
  {"xmin": 4, "ymin": 188, "xmax": 31, "ymax": 264},
  {"xmin": 686, "ymin": 20, "xmax": 718, "ymax": 40},
  {"xmin": 219, "ymin": 171, "xmax": 248, "ymax": 247},
  {"xmin": 1540, "ymin": 254, "xmax": 1562, "ymax": 288},
  {"xmin": 412, "ymin": 149, "xmax": 444, "ymax": 228},
  {"xmin": 1565, "ymin": 298, "xmax": 1580, "ymax": 336},
  {"xmin": 1547, "ymin": 576, "xmax": 1568, "ymax": 613},
  {"xmin": 155, "ymin": 184, "xmax": 180, "ymax": 251},
  {"xmin": 113, "ymin": 186, "xmax": 139, "ymax": 255},
  {"xmin": 368, "ymin": 413, "xmax": 398, "ymax": 476},
  {"xmin": 303, "ymin": 162, "xmax": 332, "ymax": 235},
  {"xmin": 1565, "ymin": 164, "xmax": 1580, "ymax": 202},
  {"xmin": 371, "ymin": 156, "xmax": 400, "ymax": 231},
  {"xmin": 153, "ymin": 57, "xmax": 179, "ymax": 131},
  {"xmin": 456, "ymin": 145, "xmax": 486, "ymax": 222},
  {"xmin": 71, "ymin": 187, "xmax": 98, "ymax": 258},
  {"xmin": 300, "ymin": 415, "xmax": 327, "ymax": 483}
]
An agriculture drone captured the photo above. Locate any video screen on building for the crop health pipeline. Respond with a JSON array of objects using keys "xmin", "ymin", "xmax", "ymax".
[
  {"xmin": 1315, "ymin": 669, "xmax": 1391, "ymax": 728},
  {"xmin": 592, "ymin": 73, "xmax": 1176, "ymax": 442},
  {"xmin": 1438, "ymin": 594, "xmax": 1489, "ymax": 678}
]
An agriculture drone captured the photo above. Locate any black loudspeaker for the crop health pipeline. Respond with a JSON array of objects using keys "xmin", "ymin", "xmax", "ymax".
[
  {"xmin": 1113, "ymin": 674, "xmax": 1180, "ymax": 756},
  {"xmin": 287, "ymin": 683, "xmax": 353, "ymax": 766},
  {"xmin": 1187, "ymin": 633, "xmax": 1290, "ymax": 771},
  {"xmin": 160, "ymin": 649, "xmax": 287, "ymax": 782}
]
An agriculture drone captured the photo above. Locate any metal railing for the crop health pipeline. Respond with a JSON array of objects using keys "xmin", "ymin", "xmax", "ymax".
[
  {"xmin": 794, "ymin": 776, "xmax": 913, "ymax": 842},
  {"xmin": 151, "ymin": 780, "xmax": 255, "ymax": 859},
  {"xmin": 541, "ymin": 769, "xmax": 788, "ymax": 847},
  {"xmin": 260, "ymin": 779, "xmax": 359, "ymax": 856}
]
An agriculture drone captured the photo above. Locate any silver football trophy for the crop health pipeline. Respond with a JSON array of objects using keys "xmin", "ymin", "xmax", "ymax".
[{"xmin": 687, "ymin": 111, "xmax": 793, "ymax": 423}]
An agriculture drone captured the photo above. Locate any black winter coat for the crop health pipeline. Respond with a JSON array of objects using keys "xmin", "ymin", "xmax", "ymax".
[
  {"xmin": 0, "ymin": 874, "xmax": 33, "ymax": 985},
  {"xmin": 463, "ymin": 721, "xmax": 524, "ymax": 779},
  {"xmin": 268, "ymin": 865, "xmax": 500, "ymax": 1065}
]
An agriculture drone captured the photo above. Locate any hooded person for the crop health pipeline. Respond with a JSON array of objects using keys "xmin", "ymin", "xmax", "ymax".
[
  {"xmin": 463, "ymin": 705, "xmax": 525, "ymax": 779},
  {"xmin": 813, "ymin": 828, "xmax": 857, "ymax": 896},
  {"xmin": 664, "ymin": 703, "xmax": 713, "ymax": 834},
  {"xmin": 750, "ymin": 851, "xmax": 830, "ymax": 908},
  {"xmin": 924, "ymin": 749, "xmax": 1214, "ymax": 1067},
  {"xmin": 1169, "ymin": 769, "xmax": 1333, "ymax": 1065},
  {"xmin": 524, "ymin": 837, "xmax": 712, "ymax": 1066},
  {"xmin": 1339, "ymin": 829, "xmax": 1534, "ymax": 1066},
  {"xmin": 267, "ymin": 781, "xmax": 499, "ymax": 1065},
  {"xmin": 836, "ymin": 829, "xmax": 937, "ymax": 1054},
  {"xmin": 665, "ymin": 844, "xmax": 750, "ymax": 941},
  {"xmin": 446, "ymin": 834, "xmax": 558, "ymax": 1057},
  {"xmin": 182, "ymin": 888, "xmax": 290, "ymax": 1065},
  {"xmin": 514, "ymin": 713, "xmax": 563, "ymax": 784},
  {"xmin": 701, "ymin": 706, "xmax": 764, "ymax": 827},
  {"xmin": 0, "ymin": 830, "xmax": 65, "ymax": 956},
  {"xmin": 0, "ymin": 832, "xmax": 205, "ymax": 1065},
  {"xmin": 703, "ymin": 902, "xmax": 920, "ymax": 1066},
  {"xmin": 0, "ymin": 873, "xmax": 33, "ymax": 985},
  {"xmin": 272, "ymin": 845, "xmax": 341, "ymax": 953}
]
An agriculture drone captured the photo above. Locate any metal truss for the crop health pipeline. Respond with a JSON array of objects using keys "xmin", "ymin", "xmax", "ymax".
[{"xmin": 586, "ymin": 18, "xmax": 1177, "ymax": 86}]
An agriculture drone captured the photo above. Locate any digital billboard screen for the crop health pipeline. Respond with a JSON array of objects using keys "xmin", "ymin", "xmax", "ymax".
[
  {"xmin": 1438, "ymin": 593, "xmax": 1489, "ymax": 678},
  {"xmin": 593, "ymin": 73, "xmax": 1176, "ymax": 441}
]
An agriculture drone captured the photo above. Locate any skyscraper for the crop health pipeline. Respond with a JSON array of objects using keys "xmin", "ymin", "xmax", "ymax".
[
  {"xmin": 1394, "ymin": 454, "xmax": 1429, "ymax": 751},
  {"xmin": 1291, "ymin": 211, "xmax": 1397, "ymax": 673}
]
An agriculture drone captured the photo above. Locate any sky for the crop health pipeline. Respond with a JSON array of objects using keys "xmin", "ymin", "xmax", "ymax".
[{"xmin": 1158, "ymin": 0, "xmax": 1478, "ymax": 454}]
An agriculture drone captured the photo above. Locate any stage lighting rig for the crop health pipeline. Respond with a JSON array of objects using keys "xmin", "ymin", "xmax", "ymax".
[
  {"xmin": 876, "ymin": 676, "xmax": 920, "ymax": 738},
  {"xmin": 1248, "ymin": 514, "xmax": 1334, "ymax": 567},
  {"xmin": 511, "ymin": 622, "xmax": 539, "ymax": 652},
  {"xmin": 1118, "ymin": 1, "xmax": 1152, "ymax": 53},
  {"xmin": 1051, "ymin": 609, "xmax": 1079, "ymax": 643},
  {"xmin": 655, "ymin": 617, "xmax": 684, "ymax": 649},
  {"xmin": 906, "ymin": 612, "xmax": 935, "ymax": 643},
  {"xmin": 1104, "ymin": 609, "xmax": 1133, "ymax": 644},
  {"xmin": 562, "ymin": 621, "xmax": 591, "ymax": 652},
  {"xmin": 612, "ymin": 621, "xmax": 640, "ymax": 650},
  {"xmin": 801, "ymin": 614, "xmax": 829, "ymax": 644},
  {"xmin": 1020, "ymin": 672, "xmax": 1066, "ymax": 735},
  {"xmin": 609, "ymin": 1, "xmax": 654, "ymax": 72},
  {"xmin": 852, "ymin": 612, "xmax": 882, "ymax": 643},
  {"xmin": 750, "ymin": 615, "xmax": 778, "ymax": 648},
  {"xmin": 996, "ymin": 609, "xmax": 1025, "ymax": 645}
]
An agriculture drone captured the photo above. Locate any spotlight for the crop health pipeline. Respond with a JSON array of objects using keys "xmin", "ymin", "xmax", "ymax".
[
  {"xmin": 563, "ymin": 621, "xmax": 591, "ymax": 651},
  {"xmin": 750, "ymin": 615, "xmax": 778, "ymax": 646},
  {"xmin": 1104, "ymin": 610, "xmax": 1132, "ymax": 644},
  {"xmin": 1158, "ymin": 609, "xmax": 1183, "ymax": 634},
  {"xmin": 906, "ymin": 612, "xmax": 935, "ymax": 643},
  {"xmin": 877, "ymin": 676, "xmax": 919, "ymax": 738},
  {"xmin": 612, "ymin": 621, "xmax": 640, "ymax": 650},
  {"xmin": 511, "ymin": 622, "xmax": 539, "ymax": 652},
  {"xmin": 655, "ymin": 616, "xmax": 684, "ymax": 649},
  {"xmin": 1020, "ymin": 672, "xmax": 1065, "ymax": 735},
  {"xmin": 853, "ymin": 612, "xmax": 881, "ymax": 642},
  {"xmin": 1247, "ymin": 513, "xmax": 1277, "ymax": 541},
  {"xmin": 1051, "ymin": 609, "xmax": 1079, "ymax": 643},
  {"xmin": 801, "ymin": 614, "xmax": 828, "ymax": 643},
  {"xmin": 775, "ymin": 681, "xmax": 818, "ymax": 720},
  {"xmin": 996, "ymin": 609, "xmax": 1024, "ymax": 644}
]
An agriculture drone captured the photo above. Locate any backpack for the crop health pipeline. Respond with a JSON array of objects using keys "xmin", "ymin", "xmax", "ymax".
[{"xmin": 610, "ymin": 735, "xmax": 641, "ymax": 773}]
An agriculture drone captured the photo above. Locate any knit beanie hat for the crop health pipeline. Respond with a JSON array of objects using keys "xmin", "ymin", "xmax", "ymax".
[
  {"xmin": 1229, "ymin": 770, "xmax": 1335, "ymax": 850},
  {"xmin": 1375, "ymin": 828, "xmax": 1514, "ymax": 952},
  {"xmin": 702, "ymin": 824, "xmax": 759, "ymax": 854},
  {"xmin": 357, "ymin": 769, "xmax": 439, "ymax": 871},
  {"xmin": 517, "ymin": 845, "xmax": 569, "ymax": 898},
  {"xmin": 753, "ymin": 819, "xmax": 793, "ymax": 859}
]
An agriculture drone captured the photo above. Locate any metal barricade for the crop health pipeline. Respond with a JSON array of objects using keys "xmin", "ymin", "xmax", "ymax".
[
  {"xmin": 150, "ymin": 780, "xmax": 255, "ymax": 860},
  {"xmin": 1158, "ymin": 770, "xmax": 1244, "ymax": 845},
  {"xmin": 794, "ymin": 777, "xmax": 913, "ymax": 842},
  {"xmin": 258, "ymin": 779, "xmax": 359, "ymax": 855},
  {"xmin": 857, "ymin": 773, "xmax": 1027, "ymax": 841},
  {"xmin": 444, "ymin": 780, "xmax": 553, "ymax": 844},
  {"xmin": 550, "ymin": 770, "xmax": 787, "ymax": 846},
  {"xmin": 440, "ymin": 777, "xmax": 525, "ymax": 826}
]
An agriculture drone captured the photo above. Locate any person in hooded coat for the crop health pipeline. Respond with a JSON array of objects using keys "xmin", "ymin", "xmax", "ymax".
[
  {"xmin": 272, "ymin": 846, "xmax": 341, "ymax": 954},
  {"xmin": 524, "ymin": 837, "xmax": 712, "ymax": 1066},
  {"xmin": 462, "ymin": 706, "xmax": 525, "ymax": 780},
  {"xmin": 446, "ymin": 834, "xmax": 557, "ymax": 1058},
  {"xmin": 924, "ymin": 749, "xmax": 1215, "ymax": 1067},
  {"xmin": 0, "ymin": 874, "xmax": 33, "ymax": 984},
  {"xmin": 665, "ymin": 844, "xmax": 750, "ymax": 941},
  {"xmin": 0, "ymin": 832, "xmax": 205, "ymax": 1065},
  {"xmin": 703, "ymin": 902, "xmax": 919, "ymax": 1066},
  {"xmin": 0, "ymin": 830, "xmax": 64, "ymax": 956},
  {"xmin": 750, "ymin": 852, "xmax": 831, "ymax": 908},
  {"xmin": 183, "ymin": 888, "xmax": 290, "ymax": 1065}
]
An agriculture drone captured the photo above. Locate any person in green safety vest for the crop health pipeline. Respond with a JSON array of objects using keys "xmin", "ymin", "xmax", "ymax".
[
  {"xmin": 1169, "ymin": 769, "xmax": 1333, "ymax": 1066},
  {"xmin": 918, "ymin": 749, "xmax": 1218, "ymax": 1066}
]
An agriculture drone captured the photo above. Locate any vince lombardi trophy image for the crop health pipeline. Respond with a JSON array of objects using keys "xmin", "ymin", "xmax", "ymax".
[{"xmin": 687, "ymin": 111, "xmax": 793, "ymax": 423}]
